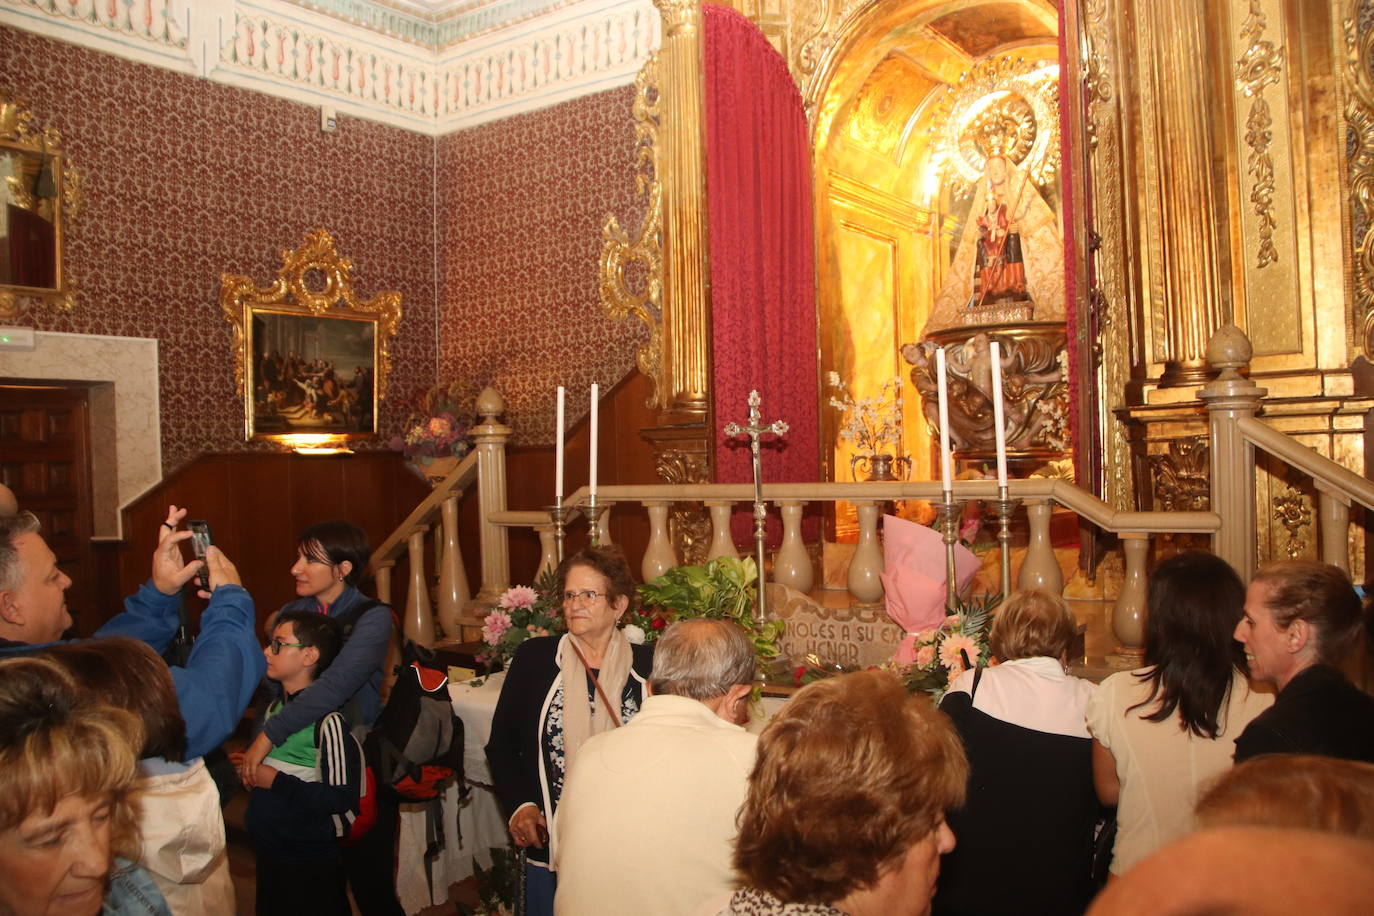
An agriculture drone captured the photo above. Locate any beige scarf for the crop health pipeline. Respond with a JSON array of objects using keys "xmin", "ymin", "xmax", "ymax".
[{"xmin": 557, "ymin": 629, "xmax": 633, "ymax": 774}]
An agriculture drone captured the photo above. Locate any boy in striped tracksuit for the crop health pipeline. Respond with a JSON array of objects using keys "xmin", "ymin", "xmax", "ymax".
[{"xmin": 245, "ymin": 610, "xmax": 361, "ymax": 916}]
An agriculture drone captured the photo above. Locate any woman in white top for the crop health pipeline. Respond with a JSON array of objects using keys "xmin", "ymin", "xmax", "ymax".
[
  {"xmin": 936, "ymin": 590, "xmax": 1098, "ymax": 915},
  {"xmin": 1086, "ymin": 551, "xmax": 1272, "ymax": 876}
]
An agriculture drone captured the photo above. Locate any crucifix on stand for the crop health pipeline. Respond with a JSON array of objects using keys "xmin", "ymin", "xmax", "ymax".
[{"xmin": 723, "ymin": 390, "xmax": 789, "ymax": 625}]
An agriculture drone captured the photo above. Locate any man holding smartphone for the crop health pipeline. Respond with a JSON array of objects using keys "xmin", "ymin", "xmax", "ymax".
[{"xmin": 0, "ymin": 505, "xmax": 264, "ymax": 759}]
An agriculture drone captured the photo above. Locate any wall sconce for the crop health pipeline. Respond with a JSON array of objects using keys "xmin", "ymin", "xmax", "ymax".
[{"xmin": 280, "ymin": 434, "xmax": 354, "ymax": 456}]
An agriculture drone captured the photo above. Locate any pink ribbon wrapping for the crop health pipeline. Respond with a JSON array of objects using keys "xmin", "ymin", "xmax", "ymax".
[{"xmin": 880, "ymin": 514, "xmax": 981, "ymax": 663}]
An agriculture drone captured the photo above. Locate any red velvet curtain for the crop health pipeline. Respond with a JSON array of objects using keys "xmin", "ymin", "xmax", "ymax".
[{"xmin": 703, "ymin": 5, "xmax": 819, "ymax": 545}]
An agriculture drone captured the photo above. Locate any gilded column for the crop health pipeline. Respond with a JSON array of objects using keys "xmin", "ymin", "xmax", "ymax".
[
  {"xmin": 653, "ymin": 0, "xmax": 712, "ymax": 426},
  {"xmin": 1136, "ymin": 0, "xmax": 1234, "ymax": 386}
]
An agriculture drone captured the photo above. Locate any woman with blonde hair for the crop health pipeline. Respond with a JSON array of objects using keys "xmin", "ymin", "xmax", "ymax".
[
  {"xmin": 46, "ymin": 637, "xmax": 234, "ymax": 915},
  {"xmin": 936, "ymin": 590, "xmax": 1098, "ymax": 915},
  {"xmin": 713, "ymin": 669, "xmax": 966, "ymax": 916},
  {"xmin": 0, "ymin": 655, "xmax": 170, "ymax": 915}
]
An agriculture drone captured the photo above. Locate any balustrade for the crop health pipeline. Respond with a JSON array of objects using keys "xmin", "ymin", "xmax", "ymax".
[{"xmin": 368, "ymin": 328, "xmax": 1372, "ymax": 665}]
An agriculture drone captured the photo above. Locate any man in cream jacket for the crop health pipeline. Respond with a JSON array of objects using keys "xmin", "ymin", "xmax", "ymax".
[{"xmin": 553, "ymin": 619, "xmax": 759, "ymax": 916}]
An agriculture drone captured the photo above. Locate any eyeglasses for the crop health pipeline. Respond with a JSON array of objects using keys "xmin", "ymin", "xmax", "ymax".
[
  {"xmin": 562, "ymin": 589, "xmax": 605, "ymax": 605},
  {"xmin": 269, "ymin": 637, "xmax": 307, "ymax": 654}
]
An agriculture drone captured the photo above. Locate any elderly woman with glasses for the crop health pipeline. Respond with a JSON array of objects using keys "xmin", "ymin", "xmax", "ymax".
[{"xmin": 486, "ymin": 545, "xmax": 654, "ymax": 916}]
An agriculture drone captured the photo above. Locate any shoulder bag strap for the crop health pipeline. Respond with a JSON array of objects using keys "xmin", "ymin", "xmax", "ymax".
[
  {"xmin": 970, "ymin": 665, "xmax": 984, "ymax": 700},
  {"xmin": 567, "ymin": 639, "xmax": 623, "ymax": 729}
]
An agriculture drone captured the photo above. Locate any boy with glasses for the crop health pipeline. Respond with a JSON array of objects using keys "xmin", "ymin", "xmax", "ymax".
[{"xmin": 244, "ymin": 610, "xmax": 361, "ymax": 915}]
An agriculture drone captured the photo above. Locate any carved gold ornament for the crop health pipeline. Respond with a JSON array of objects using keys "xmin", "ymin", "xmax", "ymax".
[
  {"xmin": 1344, "ymin": 8, "xmax": 1374, "ymax": 360},
  {"xmin": 1235, "ymin": 0, "xmax": 1283, "ymax": 269},
  {"xmin": 0, "ymin": 89, "xmax": 81, "ymax": 320},
  {"xmin": 1149, "ymin": 439, "xmax": 1210, "ymax": 512},
  {"xmin": 1272, "ymin": 488, "xmax": 1311, "ymax": 559},
  {"xmin": 928, "ymin": 56, "xmax": 1061, "ymax": 199},
  {"xmin": 220, "ymin": 229, "xmax": 403, "ymax": 441},
  {"xmin": 600, "ymin": 55, "xmax": 665, "ymax": 405}
]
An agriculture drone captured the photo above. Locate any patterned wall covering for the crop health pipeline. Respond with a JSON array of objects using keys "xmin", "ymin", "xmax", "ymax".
[
  {"xmin": 0, "ymin": 25, "xmax": 438, "ymax": 472},
  {"xmin": 436, "ymin": 84, "xmax": 646, "ymax": 444}
]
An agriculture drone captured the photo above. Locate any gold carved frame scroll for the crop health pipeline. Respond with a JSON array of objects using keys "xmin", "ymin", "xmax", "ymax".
[
  {"xmin": 220, "ymin": 229, "xmax": 403, "ymax": 442},
  {"xmin": 0, "ymin": 89, "xmax": 82, "ymax": 320}
]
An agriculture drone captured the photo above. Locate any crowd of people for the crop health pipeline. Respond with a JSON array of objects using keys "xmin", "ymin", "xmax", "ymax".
[{"xmin": 1, "ymin": 489, "xmax": 1373, "ymax": 915}]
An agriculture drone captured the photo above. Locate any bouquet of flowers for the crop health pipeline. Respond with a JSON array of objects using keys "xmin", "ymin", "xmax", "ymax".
[
  {"xmin": 478, "ymin": 569, "xmax": 566, "ymax": 671},
  {"xmin": 828, "ymin": 372, "xmax": 904, "ymax": 457},
  {"xmin": 389, "ymin": 381, "xmax": 477, "ymax": 460},
  {"xmin": 897, "ymin": 593, "xmax": 1000, "ymax": 702}
]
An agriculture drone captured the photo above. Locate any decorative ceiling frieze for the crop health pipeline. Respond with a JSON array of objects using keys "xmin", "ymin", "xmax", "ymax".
[{"xmin": 0, "ymin": 0, "xmax": 658, "ymax": 133}]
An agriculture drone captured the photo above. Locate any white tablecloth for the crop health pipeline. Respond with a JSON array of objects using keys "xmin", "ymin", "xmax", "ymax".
[
  {"xmin": 396, "ymin": 671, "xmax": 789, "ymax": 913},
  {"xmin": 396, "ymin": 672, "xmax": 510, "ymax": 914}
]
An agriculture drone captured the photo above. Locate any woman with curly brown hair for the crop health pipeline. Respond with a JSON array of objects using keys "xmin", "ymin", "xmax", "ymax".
[
  {"xmin": 712, "ymin": 669, "xmax": 967, "ymax": 916},
  {"xmin": 0, "ymin": 655, "xmax": 170, "ymax": 915}
]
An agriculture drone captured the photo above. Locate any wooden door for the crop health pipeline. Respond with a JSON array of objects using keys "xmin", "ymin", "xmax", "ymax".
[{"xmin": 0, "ymin": 384, "xmax": 94, "ymax": 635}]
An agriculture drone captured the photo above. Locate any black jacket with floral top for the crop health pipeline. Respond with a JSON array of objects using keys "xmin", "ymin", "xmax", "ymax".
[{"xmin": 484, "ymin": 634, "xmax": 652, "ymax": 866}]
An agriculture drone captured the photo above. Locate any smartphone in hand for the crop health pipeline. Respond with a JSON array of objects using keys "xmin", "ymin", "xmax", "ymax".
[{"xmin": 189, "ymin": 520, "xmax": 213, "ymax": 591}]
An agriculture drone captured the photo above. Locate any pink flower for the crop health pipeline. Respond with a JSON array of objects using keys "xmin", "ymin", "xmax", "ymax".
[
  {"xmin": 916, "ymin": 628, "xmax": 939, "ymax": 645},
  {"xmin": 481, "ymin": 609, "xmax": 512, "ymax": 645},
  {"xmin": 915, "ymin": 645, "xmax": 936, "ymax": 668},
  {"xmin": 499, "ymin": 586, "xmax": 538, "ymax": 610},
  {"xmin": 939, "ymin": 634, "xmax": 980, "ymax": 672}
]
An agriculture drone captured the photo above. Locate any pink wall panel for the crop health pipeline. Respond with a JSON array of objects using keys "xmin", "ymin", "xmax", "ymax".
[
  {"xmin": 0, "ymin": 26, "xmax": 438, "ymax": 471},
  {"xmin": 436, "ymin": 87, "xmax": 648, "ymax": 444}
]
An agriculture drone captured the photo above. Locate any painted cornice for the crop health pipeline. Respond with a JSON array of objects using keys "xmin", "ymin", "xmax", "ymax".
[{"xmin": 0, "ymin": 0, "xmax": 658, "ymax": 133}]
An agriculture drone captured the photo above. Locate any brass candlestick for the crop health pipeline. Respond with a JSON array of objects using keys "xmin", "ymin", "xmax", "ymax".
[
  {"xmin": 992, "ymin": 485, "xmax": 1020, "ymax": 598},
  {"xmin": 546, "ymin": 504, "xmax": 569, "ymax": 563},
  {"xmin": 934, "ymin": 495, "xmax": 961, "ymax": 610},
  {"xmin": 583, "ymin": 496, "xmax": 610, "ymax": 546}
]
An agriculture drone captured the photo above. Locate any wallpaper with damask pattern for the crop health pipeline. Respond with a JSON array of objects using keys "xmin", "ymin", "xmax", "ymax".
[
  {"xmin": 0, "ymin": 25, "xmax": 437, "ymax": 472},
  {"xmin": 435, "ymin": 86, "xmax": 648, "ymax": 445}
]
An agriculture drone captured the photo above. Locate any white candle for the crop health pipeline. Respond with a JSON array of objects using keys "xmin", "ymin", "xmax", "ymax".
[
  {"xmin": 935, "ymin": 347, "xmax": 953, "ymax": 493},
  {"xmin": 555, "ymin": 386, "xmax": 565, "ymax": 506},
  {"xmin": 589, "ymin": 383, "xmax": 599, "ymax": 501},
  {"xmin": 990, "ymin": 340, "xmax": 1008, "ymax": 487}
]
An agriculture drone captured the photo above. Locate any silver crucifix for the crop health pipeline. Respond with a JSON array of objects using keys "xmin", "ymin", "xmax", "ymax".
[{"xmin": 723, "ymin": 390, "xmax": 789, "ymax": 626}]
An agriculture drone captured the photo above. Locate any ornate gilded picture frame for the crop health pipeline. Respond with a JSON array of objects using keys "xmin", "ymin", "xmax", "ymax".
[
  {"xmin": 0, "ymin": 89, "xmax": 82, "ymax": 320},
  {"xmin": 220, "ymin": 229, "xmax": 402, "ymax": 441}
]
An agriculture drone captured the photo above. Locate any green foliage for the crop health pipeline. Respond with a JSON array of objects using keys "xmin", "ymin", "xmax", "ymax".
[
  {"xmin": 637, "ymin": 556, "xmax": 785, "ymax": 666},
  {"xmin": 456, "ymin": 846, "xmax": 519, "ymax": 916}
]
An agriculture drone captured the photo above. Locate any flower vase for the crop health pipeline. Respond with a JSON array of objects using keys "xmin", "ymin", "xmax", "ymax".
[
  {"xmin": 408, "ymin": 454, "xmax": 460, "ymax": 487},
  {"xmin": 850, "ymin": 453, "xmax": 911, "ymax": 482}
]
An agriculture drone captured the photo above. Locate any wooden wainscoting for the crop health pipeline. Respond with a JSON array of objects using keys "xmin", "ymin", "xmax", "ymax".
[{"xmin": 105, "ymin": 451, "xmax": 431, "ymax": 636}]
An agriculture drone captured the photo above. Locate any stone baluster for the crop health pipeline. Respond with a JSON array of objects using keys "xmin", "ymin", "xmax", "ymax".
[
  {"xmin": 596, "ymin": 507, "xmax": 613, "ymax": 545},
  {"xmin": 641, "ymin": 501, "xmax": 677, "ymax": 582},
  {"xmin": 535, "ymin": 523, "xmax": 558, "ymax": 579},
  {"xmin": 1198, "ymin": 326, "xmax": 1265, "ymax": 580},
  {"xmin": 436, "ymin": 494, "xmax": 470, "ymax": 641},
  {"xmin": 472, "ymin": 387, "xmax": 513, "ymax": 601},
  {"xmin": 404, "ymin": 528, "xmax": 435, "ymax": 647},
  {"xmin": 1316, "ymin": 485, "xmax": 1351, "ymax": 574},
  {"xmin": 848, "ymin": 501, "xmax": 884, "ymax": 604},
  {"xmin": 772, "ymin": 500, "xmax": 812, "ymax": 594},
  {"xmin": 1018, "ymin": 500, "xmax": 1063, "ymax": 594},
  {"xmin": 1113, "ymin": 534, "xmax": 1149, "ymax": 655},
  {"xmin": 373, "ymin": 563, "xmax": 393, "ymax": 606},
  {"xmin": 705, "ymin": 500, "xmax": 737, "ymax": 560}
]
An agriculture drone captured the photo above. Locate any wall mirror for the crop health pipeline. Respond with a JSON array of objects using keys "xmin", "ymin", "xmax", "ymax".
[{"xmin": 0, "ymin": 89, "xmax": 80, "ymax": 319}]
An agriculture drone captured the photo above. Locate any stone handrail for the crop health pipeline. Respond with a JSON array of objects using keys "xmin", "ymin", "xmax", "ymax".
[{"xmin": 1238, "ymin": 416, "xmax": 1374, "ymax": 510}]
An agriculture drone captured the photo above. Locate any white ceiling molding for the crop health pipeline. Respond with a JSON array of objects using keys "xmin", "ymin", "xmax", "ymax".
[{"xmin": 1, "ymin": 0, "xmax": 659, "ymax": 134}]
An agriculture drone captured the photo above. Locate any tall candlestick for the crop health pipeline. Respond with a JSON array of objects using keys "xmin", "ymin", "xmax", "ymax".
[
  {"xmin": 990, "ymin": 340, "xmax": 1008, "ymax": 487},
  {"xmin": 935, "ymin": 347, "xmax": 953, "ymax": 493},
  {"xmin": 589, "ymin": 383, "xmax": 599, "ymax": 501},
  {"xmin": 555, "ymin": 386, "xmax": 565, "ymax": 506}
]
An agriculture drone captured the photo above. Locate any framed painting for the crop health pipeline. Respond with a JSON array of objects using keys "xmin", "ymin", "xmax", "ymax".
[{"xmin": 221, "ymin": 229, "xmax": 402, "ymax": 442}]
